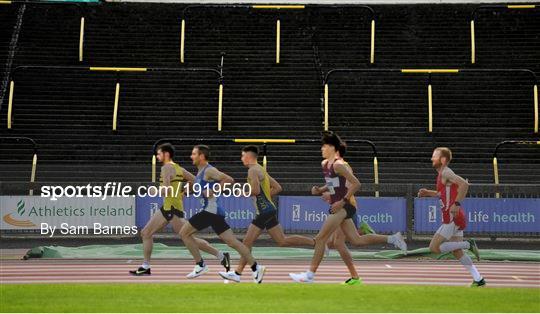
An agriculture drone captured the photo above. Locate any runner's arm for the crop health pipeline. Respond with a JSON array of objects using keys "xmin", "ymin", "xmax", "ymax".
[
  {"xmin": 181, "ymin": 168, "xmax": 196, "ymax": 192},
  {"xmin": 334, "ymin": 163, "xmax": 360, "ymax": 201},
  {"xmin": 268, "ymin": 174, "xmax": 282, "ymax": 196},
  {"xmin": 417, "ymin": 188, "xmax": 439, "ymax": 197}
]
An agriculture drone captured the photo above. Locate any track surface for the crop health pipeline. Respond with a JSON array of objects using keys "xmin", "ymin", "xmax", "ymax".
[{"xmin": 1, "ymin": 259, "xmax": 539, "ymax": 287}]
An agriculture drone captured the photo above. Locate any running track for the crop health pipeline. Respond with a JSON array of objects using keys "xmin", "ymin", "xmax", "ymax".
[{"xmin": 1, "ymin": 259, "xmax": 539, "ymax": 287}]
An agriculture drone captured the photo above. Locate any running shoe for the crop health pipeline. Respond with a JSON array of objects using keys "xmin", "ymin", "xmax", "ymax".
[
  {"xmin": 220, "ymin": 252, "xmax": 231, "ymax": 271},
  {"xmin": 289, "ymin": 272, "xmax": 314, "ymax": 283},
  {"xmin": 186, "ymin": 264, "xmax": 209, "ymax": 279},
  {"xmin": 342, "ymin": 277, "xmax": 362, "ymax": 285},
  {"xmin": 471, "ymin": 278, "xmax": 486, "ymax": 287},
  {"xmin": 129, "ymin": 267, "xmax": 151, "ymax": 276},
  {"xmin": 252, "ymin": 265, "xmax": 266, "ymax": 284},
  {"xmin": 219, "ymin": 271, "xmax": 241, "ymax": 283}
]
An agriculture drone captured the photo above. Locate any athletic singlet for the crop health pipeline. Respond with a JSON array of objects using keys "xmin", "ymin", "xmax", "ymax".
[
  {"xmin": 436, "ymin": 167, "xmax": 466, "ymax": 229},
  {"xmin": 322, "ymin": 158, "xmax": 356, "ymax": 206},
  {"xmin": 160, "ymin": 162, "xmax": 184, "ymax": 211},
  {"xmin": 195, "ymin": 164, "xmax": 226, "ymax": 216},
  {"xmin": 248, "ymin": 164, "xmax": 277, "ymax": 215}
]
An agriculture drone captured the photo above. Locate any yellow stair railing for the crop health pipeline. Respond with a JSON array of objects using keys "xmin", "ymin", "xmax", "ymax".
[
  {"xmin": 0, "ymin": 137, "xmax": 38, "ymax": 195},
  {"xmin": 492, "ymin": 140, "xmax": 540, "ymax": 198},
  {"xmin": 7, "ymin": 63, "xmax": 224, "ymax": 131},
  {"xmin": 470, "ymin": 4, "xmax": 537, "ymax": 64},
  {"xmin": 323, "ymin": 68, "xmax": 538, "ymax": 134}
]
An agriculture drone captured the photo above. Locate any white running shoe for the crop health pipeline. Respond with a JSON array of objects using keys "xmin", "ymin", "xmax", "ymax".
[
  {"xmin": 219, "ymin": 271, "xmax": 241, "ymax": 283},
  {"xmin": 391, "ymin": 232, "xmax": 407, "ymax": 254},
  {"xmin": 289, "ymin": 272, "xmax": 314, "ymax": 283},
  {"xmin": 252, "ymin": 265, "xmax": 266, "ymax": 284},
  {"xmin": 186, "ymin": 264, "xmax": 209, "ymax": 279}
]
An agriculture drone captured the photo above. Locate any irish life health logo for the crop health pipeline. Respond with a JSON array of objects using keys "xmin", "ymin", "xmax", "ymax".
[
  {"xmin": 428, "ymin": 205, "xmax": 437, "ymax": 223},
  {"xmin": 3, "ymin": 199, "xmax": 36, "ymax": 227},
  {"xmin": 292, "ymin": 205, "xmax": 301, "ymax": 222}
]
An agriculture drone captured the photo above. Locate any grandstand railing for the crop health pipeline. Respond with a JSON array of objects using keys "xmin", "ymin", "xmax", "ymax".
[
  {"xmin": 323, "ymin": 68, "xmax": 539, "ymax": 134},
  {"xmin": 3, "ymin": 2, "xmax": 537, "ymax": 67},
  {"xmin": 182, "ymin": 4, "xmax": 305, "ymax": 64},
  {"xmin": 6, "ymin": 60, "xmax": 225, "ymax": 131},
  {"xmin": 0, "ymin": 136, "xmax": 37, "ymax": 195},
  {"xmin": 492, "ymin": 140, "xmax": 540, "ymax": 198},
  {"xmin": 470, "ymin": 4, "xmax": 537, "ymax": 64},
  {"xmin": 181, "ymin": 4, "xmax": 375, "ymax": 65},
  {"xmin": 307, "ymin": 5, "xmax": 376, "ymax": 64},
  {"xmin": 151, "ymin": 137, "xmax": 380, "ymax": 196},
  {"xmin": 4, "ymin": 0, "xmax": 103, "ymax": 62}
]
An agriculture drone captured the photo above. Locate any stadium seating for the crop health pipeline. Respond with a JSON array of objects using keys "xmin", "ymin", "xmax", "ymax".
[{"xmin": 0, "ymin": 3, "xmax": 538, "ymax": 187}]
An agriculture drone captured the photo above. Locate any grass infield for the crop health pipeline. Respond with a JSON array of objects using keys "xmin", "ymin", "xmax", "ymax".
[{"xmin": 1, "ymin": 283, "xmax": 539, "ymax": 312}]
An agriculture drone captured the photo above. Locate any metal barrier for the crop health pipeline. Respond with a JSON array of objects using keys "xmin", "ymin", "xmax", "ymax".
[
  {"xmin": 3, "ymin": 2, "xmax": 536, "ymax": 70},
  {"xmin": 492, "ymin": 140, "xmax": 540, "ymax": 198},
  {"xmin": 5, "ymin": 0, "xmax": 103, "ymax": 62},
  {"xmin": 252, "ymin": 5, "xmax": 306, "ymax": 64},
  {"xmin": 151, "ymin": 137, "xmax": 380, "ymax": 196},
  {"xmin": 323, "ymin": 68, "xmax": 538, "ymax": 133},
  {"xmin": 470, "ymin": 4, "xmax": 537, "ymax": 64},
  {"xmin": 181, "ymin": 5, "xmax": 374, "ymax": 65},
  {"xmin": 310, "ymin": 5, "xmax": 376, "ymax": 64},
  {"xmin": 6, "ymin": 59, "xmax": 224, "ymax": 131},
  {"xmin": 181, "ymin": 4, "xmax": 251, "ymax": 64},
  {"xmin": 182, "ymin": 4, "xmax": 305, "ymax": 64},
  {"xmin": 0, "ymin": 137, "xmax": 37, "ymax": 195}
]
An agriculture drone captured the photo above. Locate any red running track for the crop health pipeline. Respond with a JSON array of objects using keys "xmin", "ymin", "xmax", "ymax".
[{"xmin": 1, "ymin": 259, "xmax": 539, "ymax": 288}]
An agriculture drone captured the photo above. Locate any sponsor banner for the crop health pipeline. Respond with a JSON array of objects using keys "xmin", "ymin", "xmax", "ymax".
[
  {"xmin": 414, "ymin": 198, "xmax": 540, "ymax": 233},
  {"xmin": 278, "ymin": 196, "xmax": 407, "ymax": 233},
  {"xmin": 135, "ymin": 196, "xmax": 256, "ymax": 229},
  {"xmin": 0, "ymin": 196, "xmax": 135, "ymax": 230}
]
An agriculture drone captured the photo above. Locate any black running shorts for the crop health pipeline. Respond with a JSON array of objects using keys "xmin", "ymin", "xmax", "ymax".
[
  {"xmin": 160, "ymin": 206, "xmax": 185, "ymax": 221},
  {"xmin": 252, "ymin": 210, "xmax": 279, "ymax": 230},
  {"xmin": 328, "ymin": 202, "xmax": 357, "ymax": 220},
  {"xmin": 188, "ymin": 210, "xmax": 230, "ymax": 235}
]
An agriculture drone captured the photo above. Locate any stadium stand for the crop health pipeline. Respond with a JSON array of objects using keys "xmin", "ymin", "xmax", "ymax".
[{"xmin": 0, "ymin": 2, "xmax": 539, "ymax": 187}]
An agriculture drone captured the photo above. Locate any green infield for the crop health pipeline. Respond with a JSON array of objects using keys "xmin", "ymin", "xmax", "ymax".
[{"xmin": 1, "ymin": 283, "xmax": 539, "ymax": 313}]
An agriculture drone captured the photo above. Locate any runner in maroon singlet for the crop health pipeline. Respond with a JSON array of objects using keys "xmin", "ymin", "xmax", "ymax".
[{"xmin": 289, "ymin": 132, "xmax": 407, "ymax": 283}]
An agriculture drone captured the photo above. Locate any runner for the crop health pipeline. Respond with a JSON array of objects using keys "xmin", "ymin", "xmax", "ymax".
[
  {"xmin": 418, "ymin": 147, "xmax": 485, "ymax": 287},
  {"xmin": 219, "ymin": 145, "xmax": 315, "ymax": 282},
  {"xmin": 130, "ymin": 143, "xmax": 229, "ymax": 276},
  {"xmin": 290, "ymin": 132, "xmax": 407, "ymax": 283},
  {"xmin": 179, "ymin": 145, "xmax": 266, "ymax": 283}
]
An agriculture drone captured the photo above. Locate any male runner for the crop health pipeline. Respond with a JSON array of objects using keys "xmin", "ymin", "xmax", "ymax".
[
  {"xmin": 290, "ymin": 132, "xmax": 407, "ymax": 283},
  {"xmin": 219, "ymin": 145, "xmax": 316, "ymax": 282},
  {"xmin": 179, "ymin": 145, "xmax": 266, "ymax": 283},
  {"xmin": 130, "ymin": 143, "xmax": 229, "ymax": 276},
  {"xmin": 418, "ymin": 147, "xmax": 485, "ymax": 287},
  {"xmin": 322, "ymin": 142, "xmax": 373, "ymax": 285}
]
